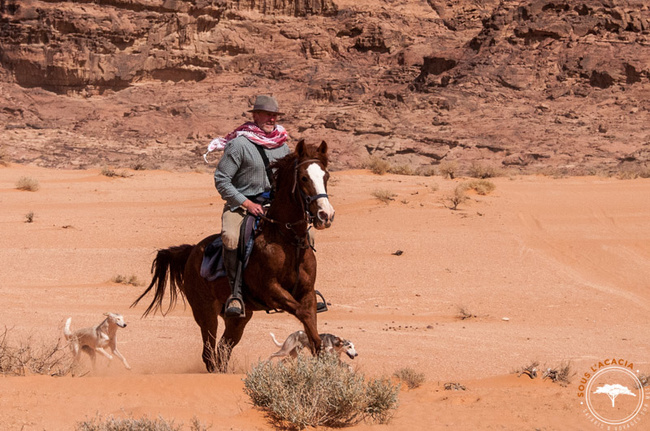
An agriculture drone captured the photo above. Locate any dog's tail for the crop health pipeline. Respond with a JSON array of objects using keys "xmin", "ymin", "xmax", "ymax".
[
  {"xmin": 63, "ymin": 317, "xmax": 72, "ymax": 340},
  {"xmin": 269, "ymin": 332, "xmax": 283, "ymax": 347}
]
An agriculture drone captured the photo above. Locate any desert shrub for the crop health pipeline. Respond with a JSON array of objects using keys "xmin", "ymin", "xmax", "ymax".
[
  {"xmin": 16, "ymin": 176, "xmax": 40, "ymax": 191},
  {"xmin": 468, "ymin": 162, "xmax": 501, "ymax": 179},
  {"xmin": 25, "ymin": 211, "xmax": 34, "ymax": 223},
  {"xmin": 76, "ymin": 415, "xmax": 208, "ymax": 431},
  {"xmin": 366, "ymin": 157, "xmax": 390, "ymax": 175},
  {"xmin": 0, "ymin": 327, "xmax": 73, "ymax": 376},
  {"xmin": 460, "ymin": 179, "xmax": 496, "ymax": 195},
  {"xmin": 393, "ymin": 367, "xmax": 425, "ymax": 389},
  {"xmin": 111, "ymin": 274, "xmax": 141, "ymax": 286},
  {"xmin": 101, "ymin": 167, "xmax": 131, "ymax": 178},
  {"xmin": 372, "ymin": 189, "xmax": 397, "ymax": 203},
  {"xmin": 456, "ymin": 305, "xmax": 477, "ymax": 320},
  {"xmin": 515, "ymin": 361, "xmax": 539, "ymax": 379},
  {"xmin": 443, "ymin": 185, "xmax": 468, "ymax": 210},
  {"xmin": 0, "ymin": 147, "xmax": 8, "ymax": 166},
  {"xmin": 416, "ymin": 166, "xmax": 437, "ymax": 177},
  {"xmin": 244, "ymin": 353, "xmax": 399, "ymax": 429},
  {"xmin": 543, "ymin": 362, "xmax": 573, "ymax": 386},
  {"xmin": 388, "ymin": 164, "xmax": 415, "ymax": 176},
  {"xmin": 438, "ymin": 161, "xmax": 459, "ymax": 179},
  {"xmin": 615, "ymin": 166, "xmax": 650, "ymax": 179}
]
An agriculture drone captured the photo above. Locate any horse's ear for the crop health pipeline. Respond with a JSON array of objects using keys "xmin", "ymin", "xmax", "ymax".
[
  {"xmin": 317, "ymin": 141, "xmax": 328, "ymax": 156},
  {"xmin": 296, "ymin": 139, "xmax": 306, "ymax": 156}
]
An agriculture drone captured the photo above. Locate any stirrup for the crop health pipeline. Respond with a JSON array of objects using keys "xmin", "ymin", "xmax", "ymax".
[
  {"xmin": 224, "ymin": 295, "xmax": 245, "ymax": 318},
  {"xmin": 315, "ymin": 290, "xmax": 328, "ymax": 313}
]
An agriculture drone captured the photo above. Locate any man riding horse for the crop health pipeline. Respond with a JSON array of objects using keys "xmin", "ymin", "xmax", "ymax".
[{"xmin": 212, "ymin": 95, "xmax": 291, "ymax": 317}]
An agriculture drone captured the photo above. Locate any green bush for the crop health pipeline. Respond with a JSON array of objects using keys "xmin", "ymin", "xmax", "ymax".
[{"xmin": 244, "ymin": 354, "xmax": 399, "ymax": 429}]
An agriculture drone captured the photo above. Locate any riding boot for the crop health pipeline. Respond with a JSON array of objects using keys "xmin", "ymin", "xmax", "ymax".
[{"xmin": 223, "ymin": 247, "xmax": 245, "ymax": 318}]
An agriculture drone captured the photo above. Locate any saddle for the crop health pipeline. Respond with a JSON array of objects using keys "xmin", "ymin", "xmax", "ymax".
[{"xmin": 200, "ymin": 215, "xmax": 329, "ymax": 313}]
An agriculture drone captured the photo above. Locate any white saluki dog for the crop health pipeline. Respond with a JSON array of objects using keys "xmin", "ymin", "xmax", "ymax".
[{"xmin": 63, "ymin": 312, "xmax": 131, "ymax": 370}]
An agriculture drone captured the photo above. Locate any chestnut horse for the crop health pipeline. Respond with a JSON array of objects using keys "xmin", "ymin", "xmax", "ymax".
[{"xmin": 131, "ymin": 140, "xmax": 335, "ymax": 372}]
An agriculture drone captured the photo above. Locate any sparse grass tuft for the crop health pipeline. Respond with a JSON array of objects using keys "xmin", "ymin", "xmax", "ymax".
[
  {"xmin": 76, "ymin": 414, "xmax": 209, "ymax": 431},
  {"xmin": 443, "ymin": 185, "xmax": 468, "ymax": 210},
  {"xmin": 456, "ymin": 305, "xmax": 477, "ymax": 320},
  {"xmin": 393, "ymin": 367, "xmax": 425, "ymax": 389},
  {"xmin": 460, "ymin": 179, "xmax": 496, "ymax": 195},
  {"xmin": 25, "ymin": 211, "xmax": 34, "ymax": 223},
  {"xmin": 416, "ymin": 166, "xmax": 437, "ymax": 177},
  {"xmin": 468, "ymin": 162, "xmax": 502, "ymax": 179},
  {"xmin": 388, "ymin": 164, "xmax": 415, "ymax": 176},
  {"xmin": 367, "ymin": 157, "xmax": 391, "ymax": 175},
  {"xmin": 101, "ymin": 167, "xmax": 132, "ymax": 178},
  {"xmin": 0, "ymin": 327, "xmax": 73, "ymax": 376},
  {"xmin": 244, "ymin": 353, "xmax": 399, "ymax": 429},
  {"xmin": 515, "ymin": 361, "xmax": 539, "ymax": 379},
  {"xmin": 373, "ymin": 189, "xmax": 397, "ymax": 203},
  {"xmin": 16, "ymin": 176, "xmax": 40, "ymax": 191},
  {"xmin": 543, "ymin": 361, "xmax": 573, "ymax": 386},
  {"xmin": 438, "ymin": 161, "xmax": 459, "ymax": 179},
  {"xmin": 111, "ymin": 274, "xmax": 141, "ymax": 286},
  {"xmin": 444, "ymin": 382, "xmax": 467, "ymax": 391},
  {"xmin": 0, "ymin": 147, "xmax": 8, "ymax": 166}
]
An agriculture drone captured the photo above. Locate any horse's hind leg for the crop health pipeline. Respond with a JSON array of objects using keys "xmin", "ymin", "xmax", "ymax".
[
  {"xmin": 217, "ymin": 311, "xmax": 252, "ymax": 372},
  {"xmin": 187, "ymin": 299, "xmax": 221, "ymax": 373}
]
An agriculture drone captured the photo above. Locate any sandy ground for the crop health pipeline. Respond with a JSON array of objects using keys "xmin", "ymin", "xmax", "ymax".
[{"xmin": 1, "ymin": 164, "xmax": 649, "ymax": 430}]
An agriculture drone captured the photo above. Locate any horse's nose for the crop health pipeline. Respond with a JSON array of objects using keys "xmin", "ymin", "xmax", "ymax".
[{"xmin": 318, "ymin": 209, "xmax": 334, "ymax": 224}]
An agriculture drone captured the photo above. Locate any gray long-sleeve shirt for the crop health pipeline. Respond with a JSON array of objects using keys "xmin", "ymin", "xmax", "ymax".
[{"xmin": 214, "ymin": 135, "xmax": 290, "ymax": 210}]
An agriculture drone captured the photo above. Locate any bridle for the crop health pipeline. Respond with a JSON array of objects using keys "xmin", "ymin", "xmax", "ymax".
[
  {"xmin": 260, "ymin": 157, "xmax": 329, "ymax": 246},
  {"xmin": 292, "ymin": 158, "xmax": 329, "ymax": 224}
]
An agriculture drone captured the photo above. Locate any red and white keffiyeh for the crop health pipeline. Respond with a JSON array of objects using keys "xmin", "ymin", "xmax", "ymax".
[{"xmin": 203, "ymin": 122, "xmax": 288, "ymax": 162}]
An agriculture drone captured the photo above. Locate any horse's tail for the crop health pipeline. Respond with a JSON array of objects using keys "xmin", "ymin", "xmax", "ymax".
[{"xmin": 131, "ymin": 244, "xmax": 194, "ymax": 317}]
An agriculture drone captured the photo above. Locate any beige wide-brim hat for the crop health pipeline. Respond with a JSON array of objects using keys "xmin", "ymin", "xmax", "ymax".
[{"xmin": 248, "ymin": 95, "xmax": 285, "ymax": 115}]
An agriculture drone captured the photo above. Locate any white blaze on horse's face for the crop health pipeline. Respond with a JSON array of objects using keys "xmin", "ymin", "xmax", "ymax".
[{"xmin": 306, "ymin": 163, "xmax": 335, "ymax": 229}]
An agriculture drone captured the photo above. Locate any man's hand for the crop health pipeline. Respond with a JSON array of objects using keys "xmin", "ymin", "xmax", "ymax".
[{"xmin": 242, "ymin": 199, "xmax": 265, "ymax": 217}]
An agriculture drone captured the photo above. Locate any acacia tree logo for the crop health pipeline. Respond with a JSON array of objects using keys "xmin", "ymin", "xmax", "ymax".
[
  {"xmin": 593, "ymin": 384, "xmax": 637, "ymax": 407},
  {"xmin": 583, "ymin": 366, "xmax": 645, "ymax": 426}
]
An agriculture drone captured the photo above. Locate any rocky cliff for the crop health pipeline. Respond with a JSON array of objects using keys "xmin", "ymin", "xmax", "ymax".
[{"xmin": 1, "ymin": 0, "xmax": 649, "ymax": 174}]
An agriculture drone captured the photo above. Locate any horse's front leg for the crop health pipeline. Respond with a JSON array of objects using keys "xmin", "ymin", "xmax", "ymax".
[{"xmin": 296, "ymin": 291, "xmax": 321, "ymax": 356}]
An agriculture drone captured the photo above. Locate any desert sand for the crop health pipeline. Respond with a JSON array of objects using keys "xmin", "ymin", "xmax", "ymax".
[{"xmin": 1, "ymin": 164, "xmax": 649, "ymax": 430}]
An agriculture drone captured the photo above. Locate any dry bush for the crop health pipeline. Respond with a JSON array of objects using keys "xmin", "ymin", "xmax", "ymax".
[
  {"xmin": 111, "ymin": 274, "xmax": 141, "ymax": 286},
  {"xmin": 0, "ymin": 147, "xmax": 8, "ymax": 166},
  {"xmin": 543, "ymin": 362, "xmax": 573, "ymax": 386},
  {"xmin": 514, "ymin": 361, "xmax": 539, "ymax": 379},
  {"xmin": 244, "ymin": 353, "xmax": 399, "ymax": 429},
  {"xmin": 393, "ymin": 367, "xmax": 425, "ymax": 389},
  {"xmin": 456, "ymin": 305, "xmax": 477, "ymax": 320},
  {"xmin": 16, "ymin": 176, "xmax": 40, "ymax": 191},
  {"xmin": 0, "ymin": 327, "xmax": 73, "ymax": 376},
  {"xmin": 468, "ymin": 162, "xmax": 502, "ymax": 179},
  {"xmin": 615, "ymin": 165, "xmax": 650, "ymax": 179},
  {"xmin": 25, "ymin": 211, "xmax": 35, "ymax": 223},
  {"xmin": 416, "ymin": 166, "xmax": 437, "ymax": 177},
  {"xmin": 460, "ymin": 179, "xmax": 496, "ymax": 195},
  {"xmin": 366, "ymin": 157, "xmax": 390, "ymax": 175},
  {"xmin": 388, "ymin": 164, "xmax": 415, "ymax": 176},
  {"xmin": 443, "ymin": 185, "xmax": 468, "ymax": 210},
  {"xmin": 372, "ymin": 189, "xmax": 397, "ymax": 203},
  {"xmin": 444, "ymin": 382, "xmax": 467, "ymax": 391},
  {"xmin": 101, "ymin": 167, "xmax": 132, "ymax": 178},
  {"xmin": 438, "ymin": 161, "xmax": 459, "ymax": 179},
  {"xmin": 76, "ymin": 415, "xmax": 209, "ymax": 431}
]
